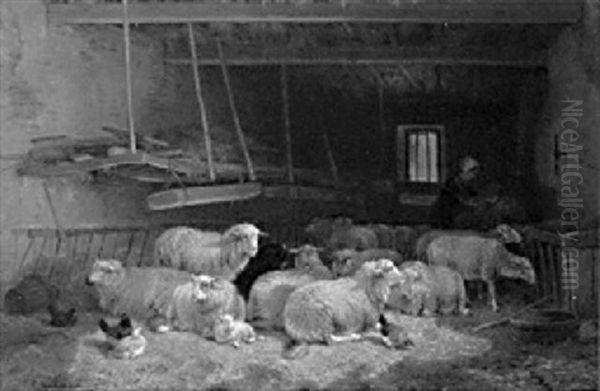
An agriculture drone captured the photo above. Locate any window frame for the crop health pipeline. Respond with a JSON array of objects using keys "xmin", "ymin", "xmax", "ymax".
[{"xmin": 396, "ymin": 124, "xmax": 446, "ymax": 186}]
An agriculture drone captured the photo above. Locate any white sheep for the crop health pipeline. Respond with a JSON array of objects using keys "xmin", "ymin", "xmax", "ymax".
[
  {"xmin": 426, "ymin": 235, "xmax": 535, "ymax": 312},
  {"xmin": 387, "ymin": 261, "xmax": 469, "ymax": 316},
  {"xmin": 153, "ymin": 223, "xmax": 264, "ymax": 281},
  {"xmin": 166, "ymin": 274, "xmax": 245, "ymax": 338},
  {"xmin": 414, "ymin": 224, "xmax": 522, "ymax": 261},
  {"xmin": 246, "ymin": 245, "xmax": 332, "ymax": 330},
  {"xmin": 282, "ymin": 259, "xmax": 408, "ymax": 359},
  {"xmin": 85, "ymin": 259, "xmax": 192, "ymax": 322},
  {"xmin": 330, "ymin": 248, "xmax": 403, "ymax": 278}
]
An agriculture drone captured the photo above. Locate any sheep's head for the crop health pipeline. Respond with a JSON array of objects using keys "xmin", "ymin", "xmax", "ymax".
[
  {"xmin": 86, "ymin": 259, "xmax": 125, "ymax": 287},
  {"xmin": 495, "ymin": 224, "xmax": 522, "ymax": 244},
  {"xmin": 305, "ymin": 218, "xmax": 333, "ymax": 240},
  {"xmin": 191, "ymin": 274, "xmax": 218, "ymax": 303},
  {"xmin": 500, "ymin": 255, "xmax": 536, "ymax": 284},
  {"xmin": 331, "ymin": 249, "xmax": 357, "ymax": 277},
  {"xmin": 221, "ymin": 223, "xmax": 266, "ymax": 272},
  {"xmin": 360, "ymin": 259, "xmax": 407, "ymax": 307},
  {"xmin": 214, "ymin": 313, "xmax": 235, "ymax": 334},
  {"xmin": 291, "ymin": 244, "xmax": 322, "ymax": 270}
]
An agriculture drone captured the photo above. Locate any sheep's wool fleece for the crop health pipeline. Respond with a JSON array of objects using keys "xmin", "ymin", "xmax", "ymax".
[
  {"xmin": 168, "ymin": 277, "xmax": 245, "ymax": 336},
  {"xmin": 426, "ymin": 236, "xmax": 509, "ymax": 281},
  {"xmin": 89, "ymin": 262, "xmax": 193, "ymax": 320},
  {"xmin": 247, "ymin": 270, "xmax": 318, "ymax": 330},
  {"xmin": 283, "ymin": 277, "xmax": 381, "ymax": 343}
]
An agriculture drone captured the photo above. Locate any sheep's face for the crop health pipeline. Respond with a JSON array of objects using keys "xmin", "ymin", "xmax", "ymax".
[
  {"xmin": 305, "ymin": 218, "xmax": 333, "ymax": 239},
  {"xmin": 191, "ymin": 274, "xmax": 219, "ymax": 303},
  {"xmin": 214, "ymin": 314, "xmax": 235, "ymax": 334},
  {"xmin": 292, "ymin": 245, "xmax": 323, "ymax": 271},
  {"xmin": 495, "ymin": 224, "xmax": 522, "ymax": 244},
  {"xmin": 331, "ymin": 249, "xmax": 356, "ymax": 277},
  {"xmin": 230, "ymin": 224, "xmax": 262, "ymax": 258},
  {"xmin": 86, "ymin": 259, "xmax": 125, "ymax": 287},
  {"xmin": 364, "ymin": 259, "xmax": 406, "ymax": 305},
  {"xmin": 500, "ymin": 255, "xmax": 536, "ymax": 284}
]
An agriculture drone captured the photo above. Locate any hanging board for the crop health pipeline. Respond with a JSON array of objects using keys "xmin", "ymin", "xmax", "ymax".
[{"xmin": 147, "ymin": 182, "xmax": 262, "ymax": 211}]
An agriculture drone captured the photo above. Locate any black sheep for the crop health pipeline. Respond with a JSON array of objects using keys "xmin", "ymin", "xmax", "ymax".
[
  {"xmin": 48, "ymin": 303, "xmax": 77, "ymax": 327},
  {"xmin": 233, "ymin": 243, "xmax": 295, "ymax": 301}
]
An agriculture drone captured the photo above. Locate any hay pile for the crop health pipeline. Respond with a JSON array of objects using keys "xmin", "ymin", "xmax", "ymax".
[{"xmin": 1, "ymin": 310, "xmax": 492, "ymax": 391}]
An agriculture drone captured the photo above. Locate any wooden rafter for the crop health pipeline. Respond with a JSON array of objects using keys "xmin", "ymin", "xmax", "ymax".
[
  {"xmin": 165, "ymin": 45, "xmax": 547, "ymax": 68},
  {"xmin": 47, "ymin": 2, "xmax": 583, "ymax": 25}
]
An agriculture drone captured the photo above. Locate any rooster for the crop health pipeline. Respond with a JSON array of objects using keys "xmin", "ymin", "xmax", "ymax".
[
  {"xmin": 47, "ymin": 303, "xmax": 77, "ymax": 327},
  {"xmin": 99, "ymin": 313, "xmax": 133, "ymax": 343}
]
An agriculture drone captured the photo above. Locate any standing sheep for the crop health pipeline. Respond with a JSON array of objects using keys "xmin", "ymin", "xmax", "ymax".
[
  {"xmin": 368, "ymin": 224, "xmax": 396, "ymax": 249},
  {"xmin": 387, "ymin": 261, "xmax": 469, "ymax": 316},
  {"xmin": 166, "ymin": 274, "xmax": 245, "ymax": 337},
  {"xmin": 85, "ymin": 259, "xmax": 192, "ymax": 322},
  {"xmin": 414, "ymin": 224, "xmax": 522, "ymax": 261},
  {"xmin": 154, "ymin": 223, "xmax": 264, "ymax": 281},
  {"xmin": 328, "ymin": 217, "xmax": 379, "ymax": 250},
  {"xmin": 282, "ymin": 259, "xmax": 407, "ymax": 359},
  {"xmin": 426, "ymin": 235, "xmax": 535, "ymax": 312},
  {"xmin": 331, "ymin": 248, "xmax": 403, "ymax": 278},
  {"xmin": 246, "ymin": 245, "xmax": 332, "ymax": 330}
]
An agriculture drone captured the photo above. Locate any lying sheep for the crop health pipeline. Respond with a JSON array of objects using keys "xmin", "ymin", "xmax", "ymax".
[
  {"xmin": 415, "ymin": 224, "xmax": 522, "ymax": 261},
  {"xmin": 282, "ymin": 259, "xmax": 407, "ymax": 359},
  {"xmin": 233, "ymin": 243, "xmax": 295, "ymax": 301},
  {"xmin": 426, "ymin": 235, "xmax": 536, "ymax": 312},
  {"xmin": 166, "ymin": 274, "xmax": 245, "ymax": 337},
  {"xmin": 246, "ymin": 245, "xmax": 332, "ymax": 330},
  {"xmin": 331, "ymin": 248, "xmax": 403, "ymax": 278},
  {"xmin": 388, "ymin": 261, "xmax": 469, "ymax": 316},
  {"xmin": 85, "ymin": 259, "xmax": 192, "ymax": 321},
  {"xmin": 154, "ymin": 223, "xmax": 264, "ymax": 281}
]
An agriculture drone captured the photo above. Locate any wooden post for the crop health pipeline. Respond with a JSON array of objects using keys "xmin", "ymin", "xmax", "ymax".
[
  {"xmin": 322, "ymin": 131, "xmax": 339, "ymax": 183},
  {"xmin": 280, "ymin": 65, "xmax": 294, "ymax": 184},
  {"xmin": 216, "ymin": 39, "xmax": 256, "ymax": 182},
  {"xmin": 122, "ymin": 0, "xmax": 136, "ymax": 153},
  {"xmin": 188, "ymin": 23, "xmax": 216, "ymax": 182}
]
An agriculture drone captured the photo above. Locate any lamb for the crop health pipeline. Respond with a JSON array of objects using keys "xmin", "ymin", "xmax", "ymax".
[
  {"xmin": 246, "ymin": 245, "xmax": 332, "ymax": 330},
  {"xmin": 330, "ymin": 248, "xmax": 403, "ymax": 278},
  {"xmin": 213, "ymin": 314, "xmax": 259, "ymax": 348},
  {"xmin": 426, "ymin": 235, "xmax": 536, "ymax": 312},
  {"xmin": 387, "ymin": 261, "xmax": 469, "ymax": 316},
  {"xmin": 414, "ymin": 224, "xmax": 522, "ymax": 261},
  {"xmin": 110, "ymin": 327, "xmax": 147, "ymax": 360},
  {"xmin": 233, "ymin": 242, "xmax": 296, "ymax": 301},
  {"xmin": 282, "ymin": 259, "xmax": 408, "ymax": 359},
  {"xmin": 153, "ymin": 223, "xmax": 264, "ymax": 281},
  {"xmin": 166, "ymin": 274, "xmax": 245, "ymax": 338},
  {"xmin": 85, "ymin": 259, "xmax": 192, "ymax": 322}
]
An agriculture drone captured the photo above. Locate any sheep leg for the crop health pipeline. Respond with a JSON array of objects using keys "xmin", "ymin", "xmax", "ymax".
[
  {"xmin": 330, "ymin": 333, "xmax": 362, "ymax": 343},
  {"xmin": 486, "ymin": 280, "xmax": 499, "ymax": 312}
]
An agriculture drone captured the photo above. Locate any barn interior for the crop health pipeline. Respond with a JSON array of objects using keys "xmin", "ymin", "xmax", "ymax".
[{"xmin": 0, "ymin": 0, "xmax": 598, "ymax": 390}]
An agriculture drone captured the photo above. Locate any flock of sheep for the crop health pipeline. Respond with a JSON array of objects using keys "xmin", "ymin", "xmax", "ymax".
[{"xmin": 85, "ymin": 217, "xmax": 536, "ymax": 359}]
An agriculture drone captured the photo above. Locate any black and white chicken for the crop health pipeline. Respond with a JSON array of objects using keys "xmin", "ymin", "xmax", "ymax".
[{"xmin": 99, "ymin": 313, "xmax": 133, "ymax": 343}]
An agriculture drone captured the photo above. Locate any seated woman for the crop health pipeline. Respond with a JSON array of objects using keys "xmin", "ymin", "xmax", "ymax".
[{"xmin": 430, "ymin": 156, "xmax": 486, "ymax": 229}]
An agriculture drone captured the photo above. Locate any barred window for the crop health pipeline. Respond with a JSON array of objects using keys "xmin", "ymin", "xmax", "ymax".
[{"xmin": 397, "ymin": 125, "xmax": 445, "ymax": 184}]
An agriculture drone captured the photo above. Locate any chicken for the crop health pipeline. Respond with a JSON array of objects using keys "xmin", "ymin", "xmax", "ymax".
[{"xmin": 99, "ymin": 313, "xmax": 133, "ymax": 342}]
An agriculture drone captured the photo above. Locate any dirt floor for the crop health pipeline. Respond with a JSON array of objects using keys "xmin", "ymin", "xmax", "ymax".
[{"xmin": 0, "ymin": 301, "xmax": 597, "ymax": 391}]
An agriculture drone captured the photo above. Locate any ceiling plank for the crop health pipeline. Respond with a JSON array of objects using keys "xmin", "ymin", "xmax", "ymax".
[
  {"xmin": 47, "ymin": 2, "xmax": 582, "ymax": 25},
  {"xmin": 165, "ymin": 45, "xmax": 547, "ymax": 68}
]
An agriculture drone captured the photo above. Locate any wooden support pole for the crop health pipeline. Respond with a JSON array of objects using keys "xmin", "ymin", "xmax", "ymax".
[
  {"xmin": 280, "ymin": 65, "xmax": 294, "ymax": 184},
  {"xmin": 216, "ymin": 39, "xmax": 256, "ymax": 182},
  {"xmin": 188, "ymin": 23, "xmax": 216, "ymax": 182},
  {"xmin": 122, "ymin": 0, "xmax": 136, "ymax": 153},
  {"xmin": 322, "ymin": 131, "xmax": 339, "ymax": 184}
]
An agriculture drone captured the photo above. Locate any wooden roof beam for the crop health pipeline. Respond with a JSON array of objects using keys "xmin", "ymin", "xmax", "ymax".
[
  {"xmin": 47, "ymin": 2, "xmax": 582, "ymax": 25},
  {"xmin": 165, "ymin": 46, "xmax": 548, "ymax": 68}
]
